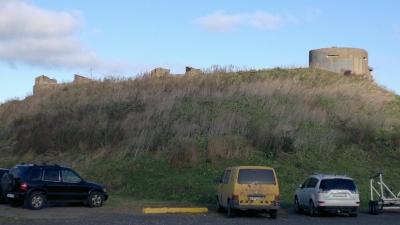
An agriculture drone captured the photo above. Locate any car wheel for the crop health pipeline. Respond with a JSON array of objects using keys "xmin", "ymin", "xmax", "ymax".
[
  {"xmin": 349, "ymin": 212, "xmax": 358, "ymax": 217},
  {"xmin": 8, "ymin": 199, "xmax": 24, "ymax": 208},
  {"xmin": 269, "ymin": 210, "xmax": 278, "ymax": 219},
  {"xmin": 28, "ymin": 192, "xmax": 46, "ymax": 210},
  {"xmin": 227, "ymin": 201, "xmax": 235, "ymax": 218},
  {"xmin": 1, "ymin": 173, "xmax": 15, "ymax": 195},
  {"xmin": 88, "ymin": 192, "xmax": 104, "ymax": 208},
  {"xmin": 294, "ymin": 197, "xmax": 303, "ymax": 213},
  {"xmin": 309, "ymin": 201, "xmax": 318, "ymax": 217},
  {"xmin": 216, "ymin": 197, "xmax": 223, "ymax": 213}
]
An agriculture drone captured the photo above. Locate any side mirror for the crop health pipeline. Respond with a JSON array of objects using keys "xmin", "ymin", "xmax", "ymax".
[
  {"xmin": 214, "ymin": 177, "xmax": 221, "ymax": 183},
  {"xmin": 299, "ymin": 184, "xmax": 304, "ymax": 188}
]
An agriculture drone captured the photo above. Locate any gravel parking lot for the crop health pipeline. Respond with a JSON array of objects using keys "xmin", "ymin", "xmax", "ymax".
[{"xmin": 2, "ymin": 202, "xmax": 400, "ymax": 225}]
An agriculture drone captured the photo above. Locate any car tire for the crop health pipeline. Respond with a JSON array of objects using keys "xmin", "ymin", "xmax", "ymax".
[
  {"xmin": 216, "ymin": 197, "xmax": 223, "ymax": 213},
  {"xmin": 227, "ymin": 201, "xmax": 235, "ymax": 218},
  {"xmin": 1, "ymin": 173, "xmax": 15, "ymax": 195},
  {"xmin": 294, "ymin": 197, "xmax": 303, "ymax": 213},
  {"xmin": 349, "ymin": 212, "xmax": 358, "ymax": 217},
  {"xmin": 8, "ymin": 198, "xmax": 24, "ymax": 208},
  {"xmin": 88, "ymin": 192, "xmax": 104, "ymax": 208},
  {"xmin": 269, "ymin": 210, "xmax": 278, "ymax": 219},
  {"xmin": 28, "ymin": 192, "xmax": 46, "ymax": 210},
  {"xmin": 309, "ymin": 201, "xmax": 318, "ymax": 217}
]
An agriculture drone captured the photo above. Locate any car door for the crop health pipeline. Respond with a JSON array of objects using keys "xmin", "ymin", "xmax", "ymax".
[
  {"xmin": 298, "ymin": 178, "xmax": 311, "ymax": 206},
  {"xmin": 61, "ymin": 168, "xmax": 91, "ymax": 201},
  {"xmin": 307, "ymin": 178, "xmax": 319, "ymax": 204},
  {"xmin": 218, "ymin": 170, "xmax": 231, "ymax": 208},
  {"xmin": 42, "ymin": 169, "xmax": 68, "ymax": 201}
]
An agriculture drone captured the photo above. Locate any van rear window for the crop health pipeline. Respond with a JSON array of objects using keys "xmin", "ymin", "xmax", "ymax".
[{"xmin": 238, "ymin": 169, "xmax": 276, "ymax": 185}]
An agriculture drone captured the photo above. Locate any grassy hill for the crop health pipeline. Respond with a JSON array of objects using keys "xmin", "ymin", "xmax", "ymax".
[{"xmin": 1, "ymin": 66, "xmax": 400, "ymax": 209}]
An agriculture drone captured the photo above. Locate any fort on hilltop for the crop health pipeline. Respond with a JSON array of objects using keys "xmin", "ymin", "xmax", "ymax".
[
  {"xmin": 33, "ymin": 48, "xmax": 375, "ymax": 97},
  {"xmin": 32, "ymin": 66, "xmax": 203, "ymax": 96},
  {"xmin": 33, "ymin": 74, "xmax": 92, "ymax": 96},
  {"xmin": 309, "ymin": 46, "xmax": 373, "ymax": 80}
]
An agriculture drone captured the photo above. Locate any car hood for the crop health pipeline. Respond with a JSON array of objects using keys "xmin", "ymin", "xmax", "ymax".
[{"xmin": 83, "ymin": 181, "xmax": 105, "ymax": 189}]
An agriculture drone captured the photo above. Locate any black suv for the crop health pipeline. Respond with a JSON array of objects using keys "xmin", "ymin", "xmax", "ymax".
[
  {"xmin": 0, "ymin": 168, "xmax": 9, "ymax": 203},
  {"xmin": 1, "ymin": 163, "xmax": 108, "ymax": 210}
]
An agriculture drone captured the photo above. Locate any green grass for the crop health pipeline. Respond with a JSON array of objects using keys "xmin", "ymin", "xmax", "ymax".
[{"xmin": 0, "ymin": 66, "xmax": 400, "ymax": 211}]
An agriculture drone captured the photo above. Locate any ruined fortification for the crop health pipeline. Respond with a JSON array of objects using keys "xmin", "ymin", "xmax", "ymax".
[
  {"xmin": 185, "ymin": 66, "xmax": 202, "ymax": 76},
  {"xmin": 33, "ymin": 74, "xmax": 92, "ymax": 96},
  {"xmin": 33, "ymin": 48, "xmax": 375, "ymax": 97},
  {"xmin": 32, "ymin": 67, "xmax": 203, "ymax": 96},
  {"xmin": 150, "ymin": 67, "xmax": 171, "ymax": 77},
  {"xmin": 309, "ymin": 46, "xmax": 373, "ymax": 80}
]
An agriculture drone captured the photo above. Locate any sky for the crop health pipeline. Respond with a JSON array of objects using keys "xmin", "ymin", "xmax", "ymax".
[{"xmin": 0, "ymin": 0, "xmax": 399, "ymax": 103}]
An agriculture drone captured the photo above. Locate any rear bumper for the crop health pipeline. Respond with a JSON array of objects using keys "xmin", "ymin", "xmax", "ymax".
[
  {"xmin": 232, "ymin": 200, "xmax": 280, "ymax": 211},
  {"xmin": 316, "ymin": 206, "xmax": 359, "ymax": 212},
  {"xmin": 6, "ymin": 192, "xmax": 27, "ymax": 201}
]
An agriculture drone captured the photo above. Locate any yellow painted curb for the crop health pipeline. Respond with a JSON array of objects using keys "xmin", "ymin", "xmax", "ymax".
[{"xmin": 142, "ymin": 207, "xmax": 208, "ymax": 214}]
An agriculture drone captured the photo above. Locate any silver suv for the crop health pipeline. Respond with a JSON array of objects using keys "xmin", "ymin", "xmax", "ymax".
[{"xmin": 294, "ymin": 174, "xmax": 360, "ymax": 217}]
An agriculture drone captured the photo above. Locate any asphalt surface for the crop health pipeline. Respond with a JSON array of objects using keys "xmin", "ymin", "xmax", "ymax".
[{"xmin": 1, "ymin": 203, "xmax": 400, "ymax": 225}]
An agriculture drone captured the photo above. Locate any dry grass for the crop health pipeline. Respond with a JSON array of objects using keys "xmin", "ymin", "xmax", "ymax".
[{"xmin": 0, "ymin": 67, "xmax": 399, "ymax": 167}]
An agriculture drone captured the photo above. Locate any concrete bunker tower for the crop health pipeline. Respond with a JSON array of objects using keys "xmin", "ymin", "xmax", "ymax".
[{"xmin": 309, "ymin": 47, "xmax": 373, "ymax": 80}]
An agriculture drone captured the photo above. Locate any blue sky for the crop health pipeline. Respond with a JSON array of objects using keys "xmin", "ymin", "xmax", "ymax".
[{"xmin": 1, "ymin": 0, "xmax": 399, "ymax": 103}]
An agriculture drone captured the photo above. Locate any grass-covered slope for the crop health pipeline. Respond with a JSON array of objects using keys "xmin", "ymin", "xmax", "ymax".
[{"xmin": 1, "ymin": 67, "xmax": 400, "ymax": 209}]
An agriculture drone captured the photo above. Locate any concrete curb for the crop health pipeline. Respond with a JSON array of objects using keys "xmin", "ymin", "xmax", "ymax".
[{"xmin": 142, "ymin": 207, "xmax": 208, "ymax": 214}]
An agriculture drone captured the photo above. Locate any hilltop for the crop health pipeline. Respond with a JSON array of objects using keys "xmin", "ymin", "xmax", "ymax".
[{"xmin": 1, "ymin": 66, "xmax": 399, "ymax": 208}]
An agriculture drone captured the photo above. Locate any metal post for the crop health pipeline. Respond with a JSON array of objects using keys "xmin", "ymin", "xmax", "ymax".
[
  {"xmin": 379, "ymin": 173, "xmax": 384, "ymax": 200},
  {"xmin": 371, "ymin": 177, "xmax": 374, "ymax": 200}
]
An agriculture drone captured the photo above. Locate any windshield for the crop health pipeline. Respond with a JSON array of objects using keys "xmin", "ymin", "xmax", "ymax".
[
  {"xmin": 320, "ymin": 178, "xmax": 357, "ymax": 191},
  {"xmin": 238, "ymin": 169, "xmax": 276, "ymax": 185}
]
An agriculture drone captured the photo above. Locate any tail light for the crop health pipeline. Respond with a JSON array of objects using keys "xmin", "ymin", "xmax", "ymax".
[
  {"xmin": 232, "ymin": 195, "xmax": 238, "ymax": 200},
  {"xmin": 318, "ymin": 201, "xmax": 325, "ymax": 204},
  {"xmin": 318, "ymin": 189, "xmax": 329, "ymax": 193},
  {"xmin": 21, "ymin": 182, "xmax": 28, "ymax": 191},
  {"xmin": 351, "ymin": 189, "xmax": 358, "ymax": 194},
  {"xmin": 275, "ymin": 195, "xmax": 280, "ymax": 201},
  {"xmin": 356, "ymin": 201, "xmax": 360, "ymax": 205}
]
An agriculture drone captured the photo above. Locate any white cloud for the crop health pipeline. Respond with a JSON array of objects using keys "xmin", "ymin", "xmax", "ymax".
[
  {"xmin": 194, "ymin": 10, "xmax": 244, "ymax": 33},
  {"xmin": 195, "ymin": 8, "xmax": 320, "ymax": 33},
  {"xmin": 195, "ymin": 10, "xmax": 283, "ymax": 33},
  {"xmin": 247, "ymin": 11, "xmax": 282, "ymax": 29},
  {"xmin": 0, "ymin": 0, "xmax": 130, "ymax": 73}
]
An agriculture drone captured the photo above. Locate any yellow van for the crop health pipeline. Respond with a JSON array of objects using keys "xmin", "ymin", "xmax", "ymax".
[{"xmin": 214, "ymin": 166, "xmax": 280, "ymax": 219}]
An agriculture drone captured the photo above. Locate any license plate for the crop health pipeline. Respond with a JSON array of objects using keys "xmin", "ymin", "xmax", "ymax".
[
  {"xmin": 333, "ymin": 193, "xmax": 346, "ymax": 197},
  {"xmin": 7, "ymin": 194, "xmax": 14, "ymax": 198},
  {"xmin": 249, "ymin": 197, "xmax": 264, "ymax": 201}
]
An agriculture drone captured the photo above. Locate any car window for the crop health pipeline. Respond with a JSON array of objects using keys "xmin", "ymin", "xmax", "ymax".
[
  {"xmin": 302, "ymin": 178, "xmax": 311, "ymax": 187},
  {"xmin": 9, "ymin": 167, "xmax": 28, "ymax": 179},
  {"xmin": 306, "ymin": 178, "xmax": 319, "ymax": 188},
  {"xmin": 61, "ymin": 169, "xmax": 82, "ymax": 183},
  {"xmin": 222, "ymin": 170, "xmax": 231, "ymax": 184},
  {"xmin": 320, "ymin": 178, "xmax": 357, "ymax": 191},
  {"xmin": 237, "ymin": 169, "xmax": 276, "ymax": 185},
  {"xmin": 43, "ymin": 169, "xmax": 60, "ymax": 182},
  {"xmin": 28, "ymin": 168, "xmax": 42, "ymax": 181}
]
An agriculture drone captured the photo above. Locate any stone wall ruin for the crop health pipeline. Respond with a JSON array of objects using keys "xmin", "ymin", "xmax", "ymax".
[
  {"xmin": 150, "ymin": 67, "xmax": 170, "ymax": 77},
  {"xmin": 185, "ymin": 66, "xmax": 202, "ymax": 76},
  {"xmin": 33, "ymin": 74, "xmax": 92, "ymax": 96}
]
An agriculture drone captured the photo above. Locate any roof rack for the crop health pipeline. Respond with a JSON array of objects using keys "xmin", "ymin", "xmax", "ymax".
[{"xmin": 312, "ymin": 173, "xmax": 352, "ymax": 178}]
